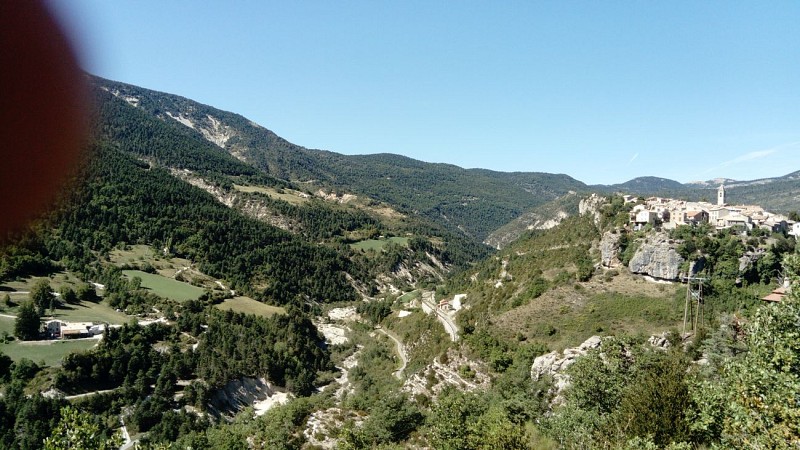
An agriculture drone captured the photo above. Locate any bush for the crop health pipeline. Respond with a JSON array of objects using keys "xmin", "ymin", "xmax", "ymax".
[
  {"xmin": 60, "ymin": 286, "xmax": 78, "ymax": 304},
  {"xmin": 612, "ymin": 350, "xmax": 691, "ymax": 445}
]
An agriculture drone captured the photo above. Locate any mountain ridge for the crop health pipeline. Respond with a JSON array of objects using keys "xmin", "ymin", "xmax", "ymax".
[
  {"xmin": 89, "ymin": 74, "xmax": 800, "ymax": 244},
  {"xmin": 90, "ymin": 77, "xmax": 800, "ymax": 191},
  {"xmin": 89, "ymin": 75, "xmax": 589, "ymax": 241}
]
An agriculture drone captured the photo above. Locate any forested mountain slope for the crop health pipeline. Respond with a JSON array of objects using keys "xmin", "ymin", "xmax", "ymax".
[
  {"xmin": 600, "ymin": 176, "xmax": 687, "ymax": 193},
  {"xmin": 90, "ymin": 74, "xmax": 800, "ymax": 246},
  {"xmin": 91, "ymin": 75, "xmax": 587, "ymax": 241},
  {"xmin": 91, "ymin": 82, "xmax": 493, "ymax": 285},
  {"xmin": 49, "ymin": 144, "xmax": 357, "ymax": 305},
  {"xmin": 0, "ymin": 82, "xmax": 494, "ymax": 306},
  {"xmin": 484, "ymin": 192, "xmax": 583, "ymax": 249}
]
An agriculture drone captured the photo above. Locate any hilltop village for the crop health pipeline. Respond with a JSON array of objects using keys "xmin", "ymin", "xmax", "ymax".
[{"xmin": 627, "ymin": 184, "xmax": 800, "ymax": 236}]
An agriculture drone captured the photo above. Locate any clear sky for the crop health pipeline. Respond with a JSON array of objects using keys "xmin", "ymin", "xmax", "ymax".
[{"xmin": 47, "ymin": 0, "xmax": 800, "ymax": 185}]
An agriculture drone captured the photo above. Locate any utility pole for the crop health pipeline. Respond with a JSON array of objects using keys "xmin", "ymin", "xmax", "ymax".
[{"xmin": 682, "ymin": 276, "xmax": 706, "ymax": 335}]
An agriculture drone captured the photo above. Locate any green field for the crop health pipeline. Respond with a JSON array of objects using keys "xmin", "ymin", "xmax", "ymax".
[
  {"xmin": 0, "ymin": 308, "xmax": 124, "ymax": 367},
  {"xmin": 0, "ymin": 316, "xmax": 14, "ymax": 336},
  {"xmin": 351, "ymin": 236, "xmax": 410, "ymax": 251},
  {"xmin": 1, "ymin": 299, "xmax": 129, "ymax": 326},
  {"xmin": 1, "ymin": 339, "xmax": 98, "ymax": 367},
  {"xmin": 0, "ymin": 272, "xmax": 85, "ymax": 299},
  {"xmin": 495, "ymin": 288, "xmax": 683, "ymax": 351},
  {"xmin": 215, "ymin": 296, "xmax": 286, "ymax": 318},
  {"xmin": 398, "ymin": 290, "xmax": 420, "ymax": 303},
  {"xmin": 110, "ymin": 246, "xmax": 199, "ymax": 279},
  {"xmin": 122, "ymin": 270, "xmax": 206, "ymax": 302},
  {"xmin": 109, "ymin": 244, "xmax": 156, "ymax": 266},
  {"xmin": 50, "ymin": 300, "xmax": 130, "ymax": 324}
]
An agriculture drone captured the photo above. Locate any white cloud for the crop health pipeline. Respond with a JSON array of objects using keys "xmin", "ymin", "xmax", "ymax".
[
  {"xmin": 720, "ymin": 149, "xmax": 776, "ymax": 167},
  {"xmin": 703, "ymin": 141, "xmax": 800, "ymax": 175}
]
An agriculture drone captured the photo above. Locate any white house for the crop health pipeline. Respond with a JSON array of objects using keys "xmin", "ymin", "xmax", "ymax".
[
  {"xmin": 45, "ymin": 320, "xmax": 103, "ymax": 339},
  {"xmin": 630, "ymin": 207, "xmax": 658, "ymax": 230},
  {"xmin": 721, "ymin": 212, "xmax": 751, "ymax": 229},
  {"xmin": 790, "ymin": 221, "xmax": 800, "ymax": 237}
]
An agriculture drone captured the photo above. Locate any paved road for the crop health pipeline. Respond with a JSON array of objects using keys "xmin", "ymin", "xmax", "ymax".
[
  {"xmin": 420, "ymin": 291, "xmax": 459, "ymax": 341},
  {"xmin": 376, "ymin": 327, "xmax": 407, "ymax": 379}
]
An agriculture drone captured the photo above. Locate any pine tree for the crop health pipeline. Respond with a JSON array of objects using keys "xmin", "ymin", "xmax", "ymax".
[
  {"xmin": 14, "ymin": 301, "xmax": 41, "ymax": 341},
  {"xmin": 30, "ymin": 279, "xmax": 54, "ymax": 316}
]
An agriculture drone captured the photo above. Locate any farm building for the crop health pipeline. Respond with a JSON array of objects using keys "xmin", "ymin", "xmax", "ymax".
[{"xmin": 45, "ymin": 320, "xmax": 104, "ymax": 339}]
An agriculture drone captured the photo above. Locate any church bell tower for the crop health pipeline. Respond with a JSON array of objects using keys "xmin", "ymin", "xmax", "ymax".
[{"xmin": 717, "ymin": 184, "xmax": 725, "ymax": 206}]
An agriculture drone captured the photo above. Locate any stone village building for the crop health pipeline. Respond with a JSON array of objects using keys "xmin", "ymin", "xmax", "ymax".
[{"xmin": 628, "ymin": 184, "xmax": 794, "ymax": 233}]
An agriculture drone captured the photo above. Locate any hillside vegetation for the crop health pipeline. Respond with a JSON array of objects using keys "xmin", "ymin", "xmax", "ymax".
[
  {"xmin": 91, "ymin": 76, "xmax": 588, "ymax": 241},
  {"xmin": 0, "ymin": 77, "xmax": 798, "ymax": 449}
]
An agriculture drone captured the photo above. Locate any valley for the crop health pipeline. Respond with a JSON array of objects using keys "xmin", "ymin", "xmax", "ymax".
[{"xmin": 0, "ymin": 76, "xmax": 798, "ymax": 449}]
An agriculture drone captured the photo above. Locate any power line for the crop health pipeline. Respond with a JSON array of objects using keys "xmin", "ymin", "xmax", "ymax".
[{"xmin": 682, "ymin": 276, "xmax": 707, "ymax": 335}]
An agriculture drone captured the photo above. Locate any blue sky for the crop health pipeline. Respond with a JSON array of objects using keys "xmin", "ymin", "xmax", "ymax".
[{"xmin": 48, "ymin": 1, "xmax": 800, "ymax": 185}]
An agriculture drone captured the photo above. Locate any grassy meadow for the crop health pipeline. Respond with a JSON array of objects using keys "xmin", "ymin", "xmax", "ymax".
[
  {"xmin": 109, "ymin": 244, "xmax": 157, "ymax": 266},
  {"xmin": 492, "ymin": 274, "xmax": 683, "ymax": 351},
  {"xmin": 0, "ymin": 271, "xmax": 84, "ymax": 298},
  {"xmin": 49, "ymin": 301, "xmax": 130, "ymax": 324},
  {"xmin": 215, "ymin": 296, "xmax": 286, "ymax": 318},
  {"xmin": 351, "ymin": 236, "xmax": 410, "ymax": 251},
  {"xmin": 1, "ymin": 338, "xmax": 98, "ymax": 367},
  {"xmin": 0, "ymin": 316, "xmax": 14, "ymax": 336},
  {"xmin": 1, "ymin": 316, "xmax": 98, "ymax": 366},
  {"xmin": 122, "ymin": 270, "xmax": 206, "ymax": 302},
  {"xmin": 398, "ymin": 290, "xmax": 420, "ymax": 303}
]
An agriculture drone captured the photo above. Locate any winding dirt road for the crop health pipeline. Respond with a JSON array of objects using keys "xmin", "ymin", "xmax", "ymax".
[{"xmin": 376, "ymin": 327, "xmax": 407, "ymax": 380}]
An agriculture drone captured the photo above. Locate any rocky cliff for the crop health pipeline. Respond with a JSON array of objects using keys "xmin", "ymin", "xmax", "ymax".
[
  {"xmin": 209, "ymin": 377, "xmax": 291, "ymax": 418},
  {"xmin": 578, "ymin": 193, "xmax": 607, "ymax": 226},
  {"xmin": 530, "ymin": 333, "xmax": 675, "ymax": 408},
  {"xmin": 530, "ymin": 336, "xmax": 603, "ymax": 406},
  {"xmin": 627, "ymin": 232, "xmax": 684, "ymax": 280},
  {"xmin": 599, "ymin": 231, "xmax": 622, "ymax": 268}
]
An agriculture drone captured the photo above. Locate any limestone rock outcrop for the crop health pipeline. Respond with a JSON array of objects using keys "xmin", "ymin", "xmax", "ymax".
[
  {"xmin": 209, "ymin": 377, "xmax": 289, "ymax": 418},
  {"xmin": 599, "ymin": 231, "xmax": 622, "ymax": 268},
  {"xmin": 579, "ymin": 194, "xmax": 607, "ymax": 226},
  {"xmin": 628, "ymin": 232, "xmax": 684, "ymax": 280},
  {"xmin": 647, "ymin": 332, "xmax": 672, "ymax": 350},
  {"xmin": 738, "ymin": 250, "xmax": 765, "ymax": 273},
  {"xmin": 530, "ymin": 336, "xmax": 603, "ymax": 405},
  {"xmin": 530, "ymin": 333, "xmax": 678, "ymax": 407}
]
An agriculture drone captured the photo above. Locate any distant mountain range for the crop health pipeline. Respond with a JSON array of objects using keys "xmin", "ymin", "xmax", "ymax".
[
  {"xmin": 592, "ymin": 172, "xmax": 800, "ymax": 214},
  {"xmin": 600, "ymin": 172, "xmax": 800, "ymax": 193}
]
